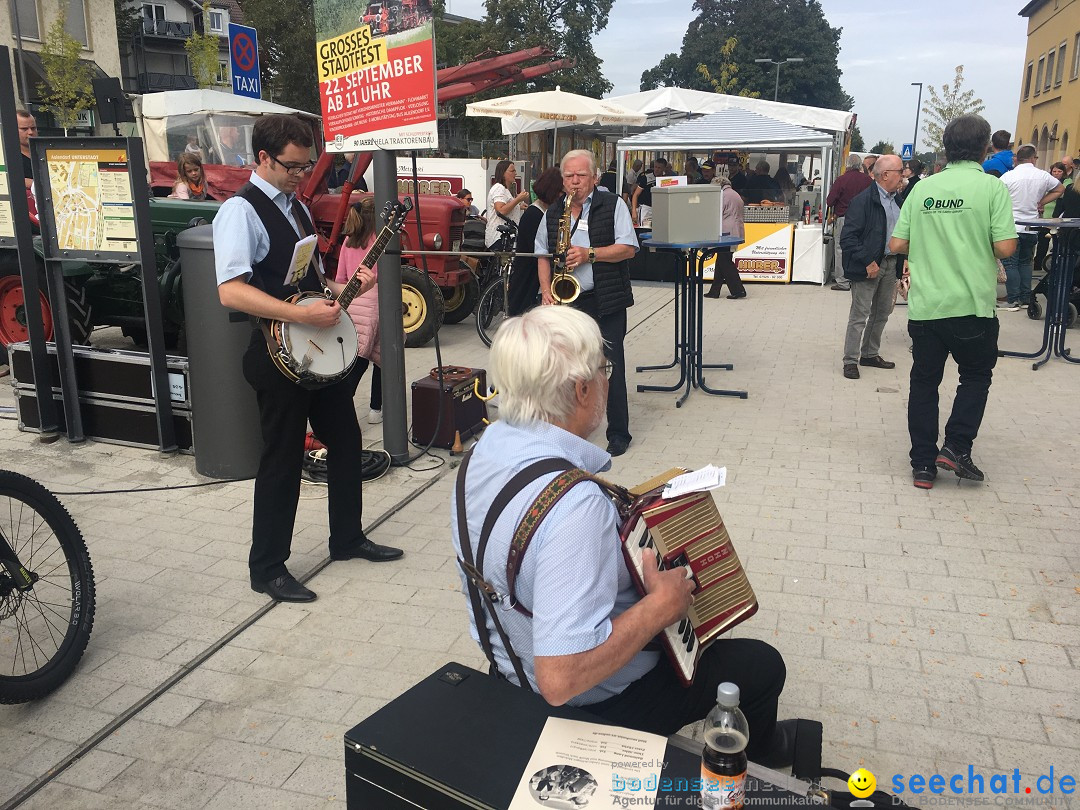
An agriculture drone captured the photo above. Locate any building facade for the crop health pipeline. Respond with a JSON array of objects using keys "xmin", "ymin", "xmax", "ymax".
[
  {"xmin": 2, "ymin": 0, "xmax": 123, "ymax": 133},
  {"xmin": 1017, "ymin": 0, "xmax": 1080, "ymax": 168}
]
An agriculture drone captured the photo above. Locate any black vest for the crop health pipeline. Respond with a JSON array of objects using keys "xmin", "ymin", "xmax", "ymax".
[
  {"xmin": 236, "ymin": 182, "xmax": 321, "ymax": 300},
  {"xmin": 545, "ymin": 189, "xmax": 634, "ymax": 316}
]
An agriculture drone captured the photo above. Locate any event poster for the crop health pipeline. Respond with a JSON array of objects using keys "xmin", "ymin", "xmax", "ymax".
[
  {"xmin": 0, "ymin": 125, "xmax": 12, "ymax": 239},
  {"xmin": 509, "ymin": 717, "xmax": 666, "ymax": 809},
  {"xmin": 313, "ymin": 0, "xmax": 438, "ymax": 152},
  {"xmin": 43, "ymin": 148, "xmax": 137, "ymax": 254}
]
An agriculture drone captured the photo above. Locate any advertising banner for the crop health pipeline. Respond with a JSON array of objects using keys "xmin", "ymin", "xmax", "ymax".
[
  {"xmin": 701, "ymin": 222, "xmax": 793, "ymax": 283},
  {"xmin": 314, "ymin": 0, "xmax": 438, "ymax": 152}
]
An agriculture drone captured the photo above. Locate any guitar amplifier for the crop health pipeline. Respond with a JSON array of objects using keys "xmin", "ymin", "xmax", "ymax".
[{"xmin": 410, "ymin": 366, "xmax": 487, "ymax": 449}]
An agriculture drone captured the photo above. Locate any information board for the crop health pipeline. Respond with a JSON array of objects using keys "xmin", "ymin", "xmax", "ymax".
[
  {"xmin": 313, "ymin": 0, "xmax": 438, "ymax": 152},
  {"xmin": 34, "ymin": 143, "xmax": 139, "ymax": 258},
  {"xmin": 0, "ymin": 126, "xmax": 13, "ymax": 240}
]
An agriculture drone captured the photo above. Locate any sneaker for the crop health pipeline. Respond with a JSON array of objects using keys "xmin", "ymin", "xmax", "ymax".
[
  {"xmin": 367, "ymin": 409, "xmax": 383, "ymax": 424},
  {"xmin": 912, "ymin": 466, "xmax": 936, "ymax": 489},
  {"xmin": 996, "ymin": 302, "xmax": 1021, "ymax": 311},
  {"xmin": 935, "ymin": 446, "xmax": 984, "ymax": 481}
]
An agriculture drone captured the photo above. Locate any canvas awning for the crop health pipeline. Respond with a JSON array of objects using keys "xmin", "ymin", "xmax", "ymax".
[{"xmin": 615, "ymin": 108, "xmax": 835, "ymax": 152}]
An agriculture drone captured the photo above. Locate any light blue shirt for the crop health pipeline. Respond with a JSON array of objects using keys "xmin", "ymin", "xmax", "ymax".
[
  {"xmin": 877, "ymin": 182, "xmax": 901, "ymax": 257},
  {"xmin": 213, "ymin": 171, "xmax": 320, "ymax": 286},
  {"xmin": 533, "ymin": 190, "xmax": 638, "ymax": 292},
  {"xmin": 450, "ymin": 420, "xmax": 658, "ymax": 705}
]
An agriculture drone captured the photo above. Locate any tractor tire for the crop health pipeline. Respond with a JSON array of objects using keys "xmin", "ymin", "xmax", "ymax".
[
  {"xmin": 402, "ymin": 265, "xmax": 444, "ymax": 348},
  {"xmin": 0, "ymin": 263, "xmax": 92, "ymax": 364},
  {"xmin": 441, "ymin": 276, "xmax": 480, "ymax": 325}
]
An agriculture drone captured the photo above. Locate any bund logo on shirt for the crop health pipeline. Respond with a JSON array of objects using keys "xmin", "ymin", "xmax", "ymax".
[{"xmin": 922, "ymin": 196, "xmax": 965, "ymax": 211}]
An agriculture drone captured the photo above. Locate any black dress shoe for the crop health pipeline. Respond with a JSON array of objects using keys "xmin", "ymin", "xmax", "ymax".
[
  {"xmin": 704, "ymin": 290, "xmax": 722, "ymax": 298},
  {"xmin": 330, "ymin": 538, "xmax": 404, "ymax": 562},
  {"xmin": 756, "ymin": 719, "xmax": 798, "ymax": 769},
  {"xmin": 251, "ymin": 573, "xmax": 317, "ymax": 602},
  {"xmin": 859, "ymin": 355, "xmax": 896, "ymax": 369},
  {"xmin": 606, "ymin": 438, "xmax": 630, "ymax": 457},
  {"xmin": 726, "ymin": 293, "xmax": 746, "ymax": 299}
]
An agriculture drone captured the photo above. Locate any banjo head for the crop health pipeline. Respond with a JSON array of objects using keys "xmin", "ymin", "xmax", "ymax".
[{"xmin": 278, "ymin": 296, "xmax": 359, "ymax": 381}]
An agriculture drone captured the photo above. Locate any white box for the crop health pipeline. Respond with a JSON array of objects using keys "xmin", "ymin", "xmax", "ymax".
[{"xmin": 651, "ymin": 185, "xmax": 724, "ymax": 243}]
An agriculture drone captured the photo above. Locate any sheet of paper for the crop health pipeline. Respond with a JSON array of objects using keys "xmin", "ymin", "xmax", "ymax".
[
  {"xmin": 509, "ymin": 717, "xmax": 667, "ymax": 809},
  {"xmin": 661, "ymin": 464, "xmax": 727, "ymax": 499},
  {"xmin": 284, "ymin": 234, "xmax": 318, "ymax": 287}
]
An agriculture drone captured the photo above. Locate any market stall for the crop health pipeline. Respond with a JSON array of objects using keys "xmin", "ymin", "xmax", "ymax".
[{"xmin": 615, "ymin": 107, "xmax": 839, "ymax": 284}]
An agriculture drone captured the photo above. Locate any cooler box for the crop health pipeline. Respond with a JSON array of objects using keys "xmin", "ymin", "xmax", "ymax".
[
  {"xmin": 651, "ymin": 185, "xmax": 724, "ymax": 243},
  {"xmin": 410, "ymin": 366, "xmax": 487, "ymax": 449}
]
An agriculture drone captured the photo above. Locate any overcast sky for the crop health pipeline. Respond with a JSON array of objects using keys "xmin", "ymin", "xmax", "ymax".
[{"xmin": 444, "ymin": 0, "xmax": 1031, "ymax": 152}]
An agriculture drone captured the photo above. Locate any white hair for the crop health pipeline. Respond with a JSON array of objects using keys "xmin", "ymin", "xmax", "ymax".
[
  {"xmin": 489, "ymin": 307, "xmax": 605, "ymax": 425},
  {"xmin": 560, "ymin": 149, "xmax": 597, "ymax": 177},
  {"xmin": 845, "ymin": 153, "xmax": 863, "ymax": 170}
]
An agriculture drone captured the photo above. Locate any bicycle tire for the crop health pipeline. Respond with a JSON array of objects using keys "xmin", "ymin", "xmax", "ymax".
[
  {"xmin": 0, "ymin": 470, "xmax": 95, "ymax": 703},
  {"xmin": 476, "ymin": 278, "xmax": 507, "ymax": 347}
]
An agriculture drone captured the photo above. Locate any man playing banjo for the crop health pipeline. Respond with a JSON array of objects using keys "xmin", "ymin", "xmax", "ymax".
[{"xmin": 215, "ymin": 113, "xmax": 403, "ymax": 604}]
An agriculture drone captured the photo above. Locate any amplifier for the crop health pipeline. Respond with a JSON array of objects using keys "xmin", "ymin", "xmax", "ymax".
[
  {"xmin": 14, "ymin": 387, "xmax": 194, "ymax": 453},
  {"xmin": 410, "ymin": 366, "xmax": 487, "ymax": 450},
  {"xmin": 7, "ymin": 341, "xmax": 191, "ymax": 408}
]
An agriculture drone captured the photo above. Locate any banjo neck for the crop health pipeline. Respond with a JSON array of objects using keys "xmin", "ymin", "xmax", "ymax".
[{"xmin": 335, "ymin": 222, "xmax": 399, "ymax": 310}]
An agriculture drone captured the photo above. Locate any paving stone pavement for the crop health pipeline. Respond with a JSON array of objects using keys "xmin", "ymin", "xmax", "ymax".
[{"xmin": 1, "ymin": 281, "xmax": 1078, "ymax": 809}]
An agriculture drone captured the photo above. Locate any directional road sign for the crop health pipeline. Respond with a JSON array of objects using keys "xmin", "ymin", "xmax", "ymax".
[{"xmin": 228, "ymin": 23, "xmax": 261, "ymax": 99}]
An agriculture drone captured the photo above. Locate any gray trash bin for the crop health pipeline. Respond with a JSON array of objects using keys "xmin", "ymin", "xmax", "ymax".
[{"xmin": 178, "ymin": 224, "xmax": 262, "ymax": 479}]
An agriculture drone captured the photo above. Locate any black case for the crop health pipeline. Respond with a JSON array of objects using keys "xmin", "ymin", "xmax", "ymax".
[
  {"xmin": 343, "ymin": 662, "xmax": 809, "ymax": 810},
  {"xmin": 410, "ymin": 368, "xmax": 487, "ymax": 449}
]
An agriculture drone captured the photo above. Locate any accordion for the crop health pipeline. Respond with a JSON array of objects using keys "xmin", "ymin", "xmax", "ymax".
[{"xmin": 617, "ymin": 472, "xmax": 758, "ymax": 686}]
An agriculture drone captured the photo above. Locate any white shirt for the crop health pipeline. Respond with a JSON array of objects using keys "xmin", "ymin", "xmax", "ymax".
[
  {"xmin": 485, "ymin": 183, "xmax": 521, "ymax": 247},
  {"xmin": 1001, "ymin": 163, "xmax": 1063, "ymax": 233}
]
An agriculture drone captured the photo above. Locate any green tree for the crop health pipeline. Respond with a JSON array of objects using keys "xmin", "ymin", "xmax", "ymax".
[
  {"xmin": 696, "ymin": 37, "xmax": 759, "ymax": 98},
  {"xmin": 185, "ymin": 2, "xmax": 221, "ymax": 89},
  {"xmin": 114, "ymin": 0, "xmax": 142, "ymax": 54},
  {"xmin": 920, "ymin": 65, "xmax": 985, "ymax": 154},
  {"xmin": 869, "ymin": 140, "xmax": 895, "ymax": 155},
  {"xmin": 38, "ymin": 3, "xmax": 94, "ymax": 134},
  {"xmin": 243, "ymin": 0, "xmax": 319, "ymax": 112},
  {"xmin": 641, "ymin": 0, "xmax": 853, "ymax": 111},
  {"xmin": 849, "ymin": 122, "xmax": 864, "ymax": 152}
]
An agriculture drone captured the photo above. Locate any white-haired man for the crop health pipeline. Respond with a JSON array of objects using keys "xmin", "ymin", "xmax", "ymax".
[
  {"xmin": 535, "ymin": 149, "xmax": 637, "ymax": 457},
  {"xmin": 450, "ymin": 306, "xmax": 796, "ymax": 767}
]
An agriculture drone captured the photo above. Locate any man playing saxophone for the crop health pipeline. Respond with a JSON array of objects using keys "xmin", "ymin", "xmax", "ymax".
[{"xmin": 535, "ymin": 150, "xmax": 639, "ymax": 457}]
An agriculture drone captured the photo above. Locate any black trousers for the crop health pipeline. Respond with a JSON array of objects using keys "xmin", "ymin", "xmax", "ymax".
[
  {"xmin": 908, "ymin": 316, "xmax": 999, "ymax": 468},
  {"xmin": 570, "ymin": 293, "xmax": 631, "ymax": 445},
  {"xmin": 243, "ymin": 333, "xmax": 366, "ymax": 582},
  {"xmin": 706, "ymin": 248, "xmax": 746, "ymax": 297},
  {"xmin": 584, "ymin": 639, "xmax": 786, "ymax": 760}
]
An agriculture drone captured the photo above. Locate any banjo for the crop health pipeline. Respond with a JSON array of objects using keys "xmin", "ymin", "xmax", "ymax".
[{"xmin": 263, "ymin": 198, "xmax": 413, "ymax": 387}]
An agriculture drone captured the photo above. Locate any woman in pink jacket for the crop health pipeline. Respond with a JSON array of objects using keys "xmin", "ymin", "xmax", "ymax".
[
  {"xmin": 336, "ymin": 199, "xmax": 383, "ymax": 423},
  {"xmin": 704, "ymin": 176, "xmax": 747, "ymax": 300}
]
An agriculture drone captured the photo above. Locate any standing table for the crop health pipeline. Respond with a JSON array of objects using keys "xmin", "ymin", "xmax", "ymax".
[
  {"xmin": 1000, "ymin": 218, "xmax": 1080, "ymax": 369},
  {"xmin": 637, "ymin": 236, "xmax": 747, "ymax": 407}
]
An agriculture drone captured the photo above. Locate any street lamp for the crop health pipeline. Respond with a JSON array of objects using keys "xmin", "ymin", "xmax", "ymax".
[
  {"xmin": 754, "ymin": 58, "xmax": 805, "ymax": 102},
  {"xmin": 911, "ymin": 82, "xmax": 923, "ymax": 156}
]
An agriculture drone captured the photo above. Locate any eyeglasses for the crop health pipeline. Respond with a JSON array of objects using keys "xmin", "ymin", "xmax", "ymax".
[
  {"xmin": 599, "ymin": 361, "xmax": 614, "ymax": 379},
  {"xmin": 464, "ymin": 196, "xmax": 473, "ymax": 202},
  {"xmin": 270, "ymin": 155, "xmax": 315, "ymax": 176}
]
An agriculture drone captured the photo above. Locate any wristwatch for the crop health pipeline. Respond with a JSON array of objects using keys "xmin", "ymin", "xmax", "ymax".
[{"xmin": 588, "ymin": 248, "xmax": 596, "ymax": 263}]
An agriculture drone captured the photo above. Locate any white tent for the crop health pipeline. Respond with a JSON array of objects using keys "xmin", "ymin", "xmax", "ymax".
[
  {"xmin": 135, "ymin": 89, "xmax": 318, "ymax": 120},
  {"xmin": 607, "ymin": 87, "xmax": 852, "ymax": 135},
  {"xmin": 615, "ymin": 108, "xmax": 835, "ymax": 153}
]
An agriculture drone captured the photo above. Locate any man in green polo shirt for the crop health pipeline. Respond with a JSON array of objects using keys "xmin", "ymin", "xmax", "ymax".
[{"xmin": 890, "ymin": 114, "xmax": 1018, "ymax": 490}]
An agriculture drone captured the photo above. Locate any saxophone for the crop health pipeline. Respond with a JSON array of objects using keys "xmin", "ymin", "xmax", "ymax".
[{"xmin": 550, "ymin": 193, "xmax": 581, "ymax": 304}]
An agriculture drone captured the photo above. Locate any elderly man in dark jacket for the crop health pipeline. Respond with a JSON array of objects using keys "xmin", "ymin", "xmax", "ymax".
[{"xmin": 839, "ymin": 154, "xmax": 906, "ymax": 380}]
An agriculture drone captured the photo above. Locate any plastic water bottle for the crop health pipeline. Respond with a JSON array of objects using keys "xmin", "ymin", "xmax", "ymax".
[{"xmin": 701, "ymin": 682, "xmax": 749, "ymax": 810}]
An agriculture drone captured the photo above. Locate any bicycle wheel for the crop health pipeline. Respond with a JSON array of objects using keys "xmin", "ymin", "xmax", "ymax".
[
  {"xmin": 476, "ymin": 278, "xmax": 508, "ymax": 347},
  {"xmin": 0, "ymin": 470, "xmax": 95, "ymax": 703}
]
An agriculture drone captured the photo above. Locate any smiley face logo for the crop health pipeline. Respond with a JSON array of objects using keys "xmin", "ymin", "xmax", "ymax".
[{"xmin": 848, "ymin": 768, "xmax": 876, "ymax": 798}]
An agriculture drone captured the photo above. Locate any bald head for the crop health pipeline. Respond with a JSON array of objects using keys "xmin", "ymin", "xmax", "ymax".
[{"xmin": 874, "ymin": 155, "xmax": 904, "ymax": 193}]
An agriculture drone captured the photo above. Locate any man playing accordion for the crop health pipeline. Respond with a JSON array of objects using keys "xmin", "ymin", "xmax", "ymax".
[{"xmin": 451, "ymin": 306, "xmax": 796, "ymax": 767}]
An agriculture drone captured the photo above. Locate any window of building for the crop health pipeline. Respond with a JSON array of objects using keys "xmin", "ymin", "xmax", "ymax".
[
  {"xmin": 1046, "ymin": 52, "xmax": 1056, "ymax": 91},
  {"xmin": 65, "ymin": 0, "xmax": 89, "ymax": 47},
  {"xmin": 12, "ymin": 0, "xmax": 41, "ymax": 40},
  {"xmin": 209, "ymin": 9, "xmax": 225, "ymax": 33},
  {"xmin": 215, "ymin": 60, "xmax": 229, "ymax": 84},
  {"xmin": 1024, "ymin": 62, "xmax": 1034, "ymax": 99},
  {"xmin": 1063, "ymin": 133, "xmax": 1069, "ymax": 162},
  {"xmin": 1056, "ymin": 42, "xmax": 1067, "ymax": 85},
  {"xmin": 1074, "ymin": 34, "xmax": 1080, "ymax": 79},
  {"xmin": 1036, "ymin": 56, "xmax": 1046, "ymax": 94}
]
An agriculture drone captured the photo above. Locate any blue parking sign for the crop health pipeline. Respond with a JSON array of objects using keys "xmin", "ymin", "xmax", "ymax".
[
  {"xmin": 228, "ymin": 23, "xmax": 261, "ymax": 99},
  {"xmin": 900, "ymin": 143, "xmax": 914, "ymax": 161}
]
